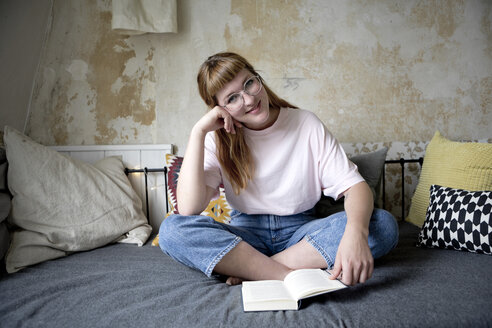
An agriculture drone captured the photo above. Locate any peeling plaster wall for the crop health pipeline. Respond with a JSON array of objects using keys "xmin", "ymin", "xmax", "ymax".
[
  {"xmin": 0, "ymin": 0, "xmax": 52, "ymax": 135},
  {"xmin": 27, "ymin": 0, "xmax": 491, "ymax": 154}
]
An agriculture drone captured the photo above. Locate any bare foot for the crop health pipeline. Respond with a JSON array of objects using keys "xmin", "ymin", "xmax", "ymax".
[{"xmin": 225, "ymin": 276, "xmax": 243, "ymax": 286}]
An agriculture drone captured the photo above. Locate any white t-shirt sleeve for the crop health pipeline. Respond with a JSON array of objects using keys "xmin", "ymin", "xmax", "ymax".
[
  {"xmin": 317, "ymin": 124, "xmax": 364, "ymax": 200},
  {"xmin": 203, "ymin": 133, "xmax": 222, "ymax": 198}
]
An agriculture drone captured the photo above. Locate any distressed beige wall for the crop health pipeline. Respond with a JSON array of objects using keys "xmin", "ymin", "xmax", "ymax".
[
  {"xmin": 0, "ymin": 0, "xmax": 52, "ymax": 134},
  {"xmin": 27, "ymin": 0, "xmax": 491, "ymax": 154}
]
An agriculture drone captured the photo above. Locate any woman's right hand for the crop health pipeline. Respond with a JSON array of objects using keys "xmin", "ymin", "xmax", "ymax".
[
  {"xmin": 195, "ymin": 106, "xmax": 242, "ymax": 135},
  {"xmin": 177, "ymin": 106, "xmax": 241, "ymax": 215}
]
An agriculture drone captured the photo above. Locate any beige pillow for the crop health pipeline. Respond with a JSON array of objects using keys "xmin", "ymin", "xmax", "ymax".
[{"xmin": 4, "ymin": 126, "xmax": 152, "ymax": 273}]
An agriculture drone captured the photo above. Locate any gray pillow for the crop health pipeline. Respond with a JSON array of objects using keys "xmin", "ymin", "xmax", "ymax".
[
  {"xmin": 0, "ymin": 193, "xmax": 10, "ymax": 222},
  {"xmin": 0, "ymin": 147, "xmax": 12, "ymax": 261},
  {"xmin": 0, "ymin": 188, "xmax": 10, "ymax": 262},
  {"xmin": 3, "ymin": 126, "xmax": 152, "ymax": 273},
  {"xmin": 0, "ymin": 163, "xmax": 6, "ymax": 191},
  {"xmin": 0, "ymin": 146, "xmax": 6, "ymax": 192},
  {"xmin": 0, "ymin": 147, "xmax": 5, "ymax": 164},
  {"xmin": 314, "ymin": 147, "xmax": 388, "ymax": 218},
  {"xmin": 0, "ymin": 222, "xmax": 9, "ymax": 260}
]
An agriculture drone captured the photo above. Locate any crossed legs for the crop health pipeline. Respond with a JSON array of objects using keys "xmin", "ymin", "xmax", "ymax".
[
  {"xmin": 215, "ymin": 239, "xmax": 326, "ymax": 285},
  {"xmin": 159, "ymin": 209, "xmax": 398, "ymax": 286}
]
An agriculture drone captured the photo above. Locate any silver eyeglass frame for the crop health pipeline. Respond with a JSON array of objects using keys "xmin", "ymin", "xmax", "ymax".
[{"xmin": 220, "ymin": 75, "xmax": 263, "ymax": 111}]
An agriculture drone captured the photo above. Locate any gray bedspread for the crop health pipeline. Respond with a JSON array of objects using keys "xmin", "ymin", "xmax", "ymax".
[{"xmin": 1, "ymin": 222, "xmax": 491, "ymax": 328}]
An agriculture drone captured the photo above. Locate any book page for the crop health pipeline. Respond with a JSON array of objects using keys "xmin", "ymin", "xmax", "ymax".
[
  {"xmin": 284, "ymin": 269, "xmax": 346, "ymax": 300},
  {"xmin": 242, "ymin": 280, "xmax": 294, "ymax": 302}
]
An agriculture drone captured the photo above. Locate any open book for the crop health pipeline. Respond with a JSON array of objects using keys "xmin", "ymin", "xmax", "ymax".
[{"xmin": 242, "ymin": 269, "xmax": 346, "ymax": 312}]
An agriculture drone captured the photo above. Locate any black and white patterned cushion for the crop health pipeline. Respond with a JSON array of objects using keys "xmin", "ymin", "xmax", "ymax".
[{"xmin": 417, "ymin": 185, "xmax": 492, "ymax": 255}]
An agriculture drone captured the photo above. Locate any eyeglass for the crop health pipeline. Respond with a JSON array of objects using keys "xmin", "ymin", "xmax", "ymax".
[{"xmin": 221, "ymin": 76, "xmax": 263, "ymax": 111}]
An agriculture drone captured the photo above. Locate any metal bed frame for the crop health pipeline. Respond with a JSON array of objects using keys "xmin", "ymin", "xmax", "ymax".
[
  {"xmin": 382, "ymin": 158, "xmax": 424, "ymax": 221},
  {"xmin": 125, "ymin": 157, "xmax": 424, "ymax": 224},
  {"xmin": 125, "ymin": 167, "xmax": 169, "ymax": 221}
]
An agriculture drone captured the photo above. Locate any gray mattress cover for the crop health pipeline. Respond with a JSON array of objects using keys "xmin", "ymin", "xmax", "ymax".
[{"xmin": 1, "ymin": 222, "xmax": 491, "ymax": 328}]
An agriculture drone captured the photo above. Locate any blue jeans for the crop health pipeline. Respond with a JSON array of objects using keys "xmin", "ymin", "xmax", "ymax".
[{"xmin": 159, "ymin": 209, "xmax": 399, "ymax": 277}]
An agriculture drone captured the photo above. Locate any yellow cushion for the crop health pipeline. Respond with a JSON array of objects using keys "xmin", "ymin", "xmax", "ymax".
[
  {"xmin": 151, "ymin": 195, "xmax": 232, "ymax": 246},
  {"xmin": 406, "ymin": 131, "xmax": 492, "ymax": 227}
]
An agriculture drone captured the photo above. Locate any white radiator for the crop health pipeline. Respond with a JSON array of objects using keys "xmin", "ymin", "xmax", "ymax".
[{"xmin": 51, "ymin": 144, "xmax": 173, "ymax": 232}]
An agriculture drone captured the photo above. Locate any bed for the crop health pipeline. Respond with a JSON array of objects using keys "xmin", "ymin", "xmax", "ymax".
[{"xmin": 1, "ymin": 127, "xmax": 491, "ymax": 327}]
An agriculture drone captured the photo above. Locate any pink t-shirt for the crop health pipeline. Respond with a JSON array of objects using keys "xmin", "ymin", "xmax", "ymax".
[{"xmin": 203, "ymin": 108, "xmax": 364, "ymax": 215}]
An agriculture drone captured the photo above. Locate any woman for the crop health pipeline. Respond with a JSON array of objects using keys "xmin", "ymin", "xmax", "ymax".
[{"xmin": 159, "ymin": 52, "xmax": 398, "ymax": 286}]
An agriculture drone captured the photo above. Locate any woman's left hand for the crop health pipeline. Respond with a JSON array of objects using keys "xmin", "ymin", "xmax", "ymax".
[{"xmin": 329, "ymin": 225, "xmax": 374, "ymax": 286}]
